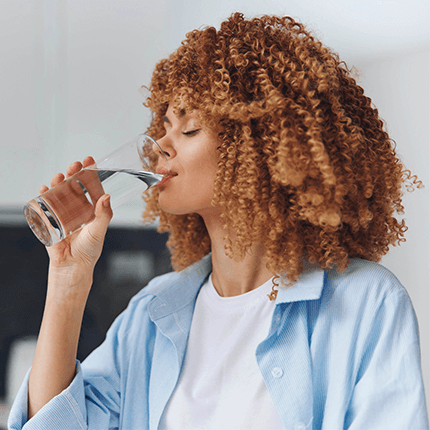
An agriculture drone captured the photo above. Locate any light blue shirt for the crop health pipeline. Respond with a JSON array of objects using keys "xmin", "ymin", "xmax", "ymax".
[{"xmin": 8, "ymin": 256, "xmax": 429, "ymax": 429}]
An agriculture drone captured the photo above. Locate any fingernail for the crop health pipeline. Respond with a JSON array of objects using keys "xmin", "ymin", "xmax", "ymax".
[{"xmin": 103, "ymin": 195, "xmax": 111, "ymax": 208}]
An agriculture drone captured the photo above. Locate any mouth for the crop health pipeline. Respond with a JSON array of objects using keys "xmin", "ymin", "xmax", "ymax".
[{"xmin": 155, "ymin": 170, "xmax": 177, "ymax": 187}]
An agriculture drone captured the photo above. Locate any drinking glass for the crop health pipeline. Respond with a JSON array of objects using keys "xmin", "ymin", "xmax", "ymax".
[{"xmin": 24, "ymin": 134, "xmax": 167, "ymax": 247}]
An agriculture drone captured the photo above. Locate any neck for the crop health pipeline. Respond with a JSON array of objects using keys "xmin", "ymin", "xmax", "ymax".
[{"xmin": 202, "ymin": 212, "xmax": 273, "ymax": 297}]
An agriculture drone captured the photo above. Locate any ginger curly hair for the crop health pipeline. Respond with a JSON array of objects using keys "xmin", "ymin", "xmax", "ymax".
[{"xmin": 142, "ymin": 12, "xmax": 421, "ymax": 284}]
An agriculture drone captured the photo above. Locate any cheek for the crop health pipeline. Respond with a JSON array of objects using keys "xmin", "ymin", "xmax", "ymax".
[
  {"xmin": 187, "ymin": 145, "xmax": 218, "ymax": 186},
  {"xmin": 157, "ymin": 138, "xmax": 220, "ymax": 215}
]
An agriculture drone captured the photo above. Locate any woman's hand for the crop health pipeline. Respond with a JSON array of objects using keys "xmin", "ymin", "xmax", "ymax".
[{"xmin": 41, "ymin": 156, "xmax": 113, "ymax": 288}]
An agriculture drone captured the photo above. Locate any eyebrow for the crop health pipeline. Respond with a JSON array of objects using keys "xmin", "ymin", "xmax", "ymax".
[{"xmin": 162, "ymin": 108, "xmax": 186, "ymax": 124}]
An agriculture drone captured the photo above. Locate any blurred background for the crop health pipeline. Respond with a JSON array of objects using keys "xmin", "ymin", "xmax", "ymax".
[{"xmin": 0, "ymin": 0, "xmax": 429, "ymax": 425}]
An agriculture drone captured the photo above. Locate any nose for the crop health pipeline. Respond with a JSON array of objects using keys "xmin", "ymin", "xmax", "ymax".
[
  {"xmin": 152, "ymin": 140, "xmax": 166, "ymax": 160},
  {"xmin": 154, "ymin": 134, "xmax": 176, "ymax": 162}
]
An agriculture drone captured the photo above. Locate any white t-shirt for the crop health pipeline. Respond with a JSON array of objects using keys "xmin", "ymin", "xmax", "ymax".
[{"xmin": 159, "ymin": 274, "xmax": 284, "ymax": 430}]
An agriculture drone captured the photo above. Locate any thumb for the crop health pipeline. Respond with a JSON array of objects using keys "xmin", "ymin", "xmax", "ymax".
[
  {"xmin": 91, "ymin": 194, "xmax": 113, "ymax": 238},
  {"xmin": 72, "ymin": 194, "xmax": 113, "ymax": 266}
]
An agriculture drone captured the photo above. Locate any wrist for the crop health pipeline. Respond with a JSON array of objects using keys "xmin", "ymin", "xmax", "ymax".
[{"xmin": 47, "ymin": 265, "xmax": 94, "ymax": 304}]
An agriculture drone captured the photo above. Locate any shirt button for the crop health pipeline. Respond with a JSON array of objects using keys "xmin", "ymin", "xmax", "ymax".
[
  {"xmin": 271, "ymin": 367, "xmax": 284, "ymax": 378},
  {"xmin": 294, "ymin": 424, "xmax": 306, "ymax": 430}
]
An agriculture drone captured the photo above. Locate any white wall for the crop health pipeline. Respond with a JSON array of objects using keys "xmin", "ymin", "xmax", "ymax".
[
  {"xmin": 356, "ymin": 47, "xmax": 430, "ymax": 410},
  {"xmin": 0, "ymin": 0, "xmax": 174, "ymax": 222},
  {"xmin": 1, "ymin": 0, "xmax": 429, "ymax": 412}
]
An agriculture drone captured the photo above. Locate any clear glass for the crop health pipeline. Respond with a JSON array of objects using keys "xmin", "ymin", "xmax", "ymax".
[{"xmin": 24, "ymin": 134, "xmax": 167, "ymax": 247}]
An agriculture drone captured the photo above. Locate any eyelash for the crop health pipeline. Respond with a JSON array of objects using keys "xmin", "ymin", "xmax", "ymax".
[{"xmin": 183, "ymin": 129, "xmax": 200, "ymax": 137}]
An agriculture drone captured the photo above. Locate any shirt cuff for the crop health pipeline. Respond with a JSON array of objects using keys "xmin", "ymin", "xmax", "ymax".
[{"xmin": 7, "ymin": 361, "xmax": 87, "ymax": 430}]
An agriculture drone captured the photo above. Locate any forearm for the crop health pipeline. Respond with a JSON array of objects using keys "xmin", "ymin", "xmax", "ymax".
[{"xmin": 27, "ymin": 269, "xmax": 93, "ymax": 419}]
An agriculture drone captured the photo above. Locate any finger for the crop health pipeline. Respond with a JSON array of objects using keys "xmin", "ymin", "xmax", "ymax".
[
  {"xmin": 39, "ymin": 185, "xmax": 49, "ymax": 195},
  {"xmin": 89, "ymin": 195, "xmax": 113, "ymax": 240},
  {"xmin": 50, "ymin": 173, "xmax": 65, "ymax": 188},
  {"xmin": 82, "ymin": 156, "xmax": 96, "ymax": 169},
  {"xmin": 96, "ymin": 194, "xmax": 113, "ymax": 222},
  {"xmin": 66, "ymin": 161, "xmax": 83, "ymax": 178}
]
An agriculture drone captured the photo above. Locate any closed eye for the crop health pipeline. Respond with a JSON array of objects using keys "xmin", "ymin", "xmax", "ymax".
[{"xmin": 183, "ymin": 129, "xmax": 201, "ymax": 137}]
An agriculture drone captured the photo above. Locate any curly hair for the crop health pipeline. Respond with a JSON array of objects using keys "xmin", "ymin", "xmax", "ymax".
[{"xmin": 142, "ymin": 12, "xmax": 422, "ymax": 284}]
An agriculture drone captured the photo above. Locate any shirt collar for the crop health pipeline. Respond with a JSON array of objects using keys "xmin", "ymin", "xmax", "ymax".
[
  {"xmin": 276, "ymin": 261, "xmax": 326, "ymax": 304},
  {"xmin": 148, "ymin": 255, "xmax": 325, "ymax": 320},
  {"xmin": 148, "ymin": 254, "xmax": 212, "ymax": 321}
]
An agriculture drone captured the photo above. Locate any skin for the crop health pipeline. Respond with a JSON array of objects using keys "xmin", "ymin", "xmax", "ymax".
[
  {"xmin": 156, "ymin": 104, "xmax": 273, "ymax": 298},
  {"xmin": 27, "ymin": 104, "xmax": 272, "ymax": 418},
  {"xmin": 155, "ymin": 104, "xmax": 221, "ymax": 218}
]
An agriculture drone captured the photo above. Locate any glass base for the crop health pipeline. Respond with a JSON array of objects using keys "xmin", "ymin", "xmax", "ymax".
[{"xmin": 24, "ymin": 199, "xmax": 63, "ymax": 247}]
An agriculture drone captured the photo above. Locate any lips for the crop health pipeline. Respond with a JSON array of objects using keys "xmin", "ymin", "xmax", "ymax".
[{"xmin": 155, "ymin": 169, "xmax": 177, "ymax": 187}]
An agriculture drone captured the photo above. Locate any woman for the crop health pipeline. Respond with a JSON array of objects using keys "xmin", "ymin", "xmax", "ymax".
[{"xmin": 9, "ymin": 13, "xmax": 428, "ymax": 430}]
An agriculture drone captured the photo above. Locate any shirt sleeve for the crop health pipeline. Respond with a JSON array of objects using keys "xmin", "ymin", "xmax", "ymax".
[
  {"xmin": 8, "ymin": 361, "xmax": 88, "ymax": 430},
  {"xmin": 7, "ymin": 308, "xmax": 127, "ymax": 430},
  {"xmin": 344, "ymin": 287, "xmax": 429, "ymax": 429}
]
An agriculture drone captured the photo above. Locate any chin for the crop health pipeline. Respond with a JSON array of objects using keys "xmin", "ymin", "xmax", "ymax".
[
  {"xmin": 157, "ymin": 191, "xmax": 218, "ymax": 218},
  {"xmin": 158, "ymin": 196, "xmax": 190, "ymax": 216}
]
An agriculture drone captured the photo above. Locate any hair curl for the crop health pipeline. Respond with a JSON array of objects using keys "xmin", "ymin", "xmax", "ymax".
[{"xmin": 142, "ymin": 12, "xmax": 422, "ymax": 284}]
